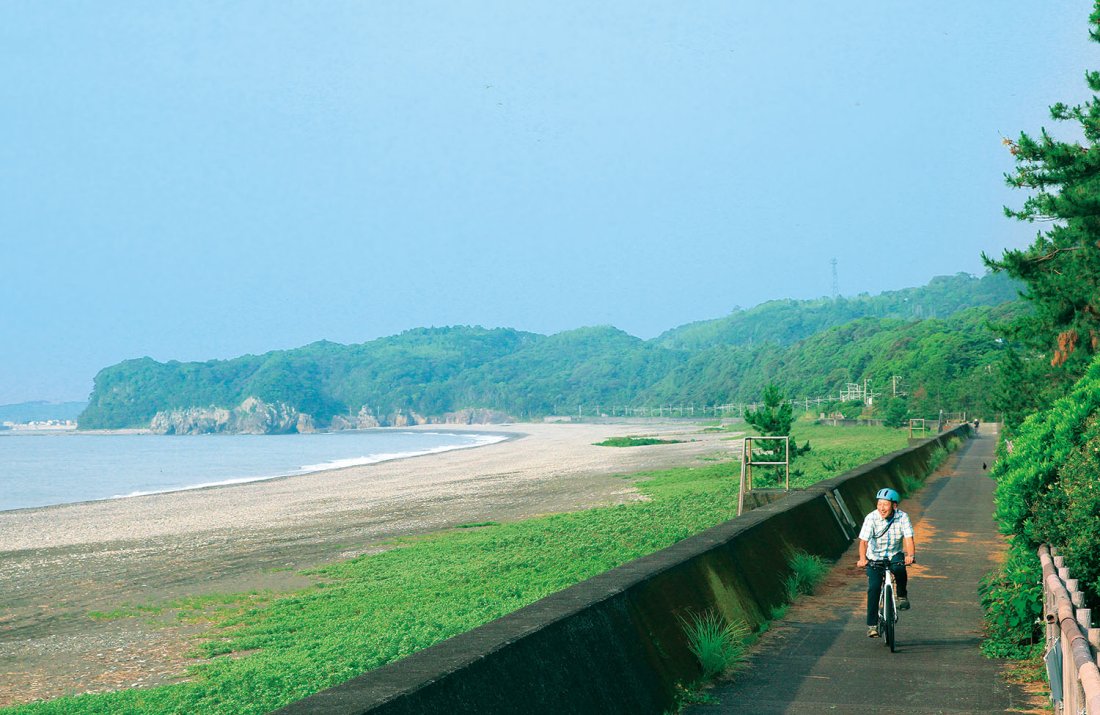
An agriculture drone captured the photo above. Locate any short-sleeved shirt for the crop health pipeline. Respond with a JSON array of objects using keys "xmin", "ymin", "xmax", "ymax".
[{"xmin": 858, "ymin": 509, "xmax": 914, "ymax": 560}]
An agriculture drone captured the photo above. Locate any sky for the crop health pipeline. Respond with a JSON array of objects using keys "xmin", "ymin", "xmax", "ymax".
[{"xmin": 1, "ymin": 1, "xmax": 1097, "ymax": 404}]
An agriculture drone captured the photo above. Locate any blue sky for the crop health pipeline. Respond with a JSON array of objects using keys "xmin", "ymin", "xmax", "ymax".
[{"xmin": 1, "ymin": 2, "xmax": 1095, "ymax": 404}]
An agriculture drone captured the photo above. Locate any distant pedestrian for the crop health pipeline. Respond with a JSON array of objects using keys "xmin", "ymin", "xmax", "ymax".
[{"xmin": 973, "ymin": 418, "xmax": 980, "ymax": 432}]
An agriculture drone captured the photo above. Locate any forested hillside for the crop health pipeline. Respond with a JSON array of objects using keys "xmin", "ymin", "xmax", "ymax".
[
  {"xmin": 79, "ymin": 273, "xmax": 1022, "ymax": 431},
  {"xmin": 643, "ymin": 303, "xmax": 1023, "ymax": 418},
  {"xmin": 655, "ymin": 271, "xmax": 1018, "ymax": 350}
]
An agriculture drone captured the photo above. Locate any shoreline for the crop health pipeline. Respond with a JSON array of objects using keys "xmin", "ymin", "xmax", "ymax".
[
  {"xmin": 0, "ymin": 421, "xmax": 739, "ymax": 707},
  {"xmin": 0, "ymin": 426, "xmax": 519, "ymax": 516}
]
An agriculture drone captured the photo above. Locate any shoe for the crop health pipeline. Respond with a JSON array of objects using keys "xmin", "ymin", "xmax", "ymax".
[
  {"xmin": 897, "ymin": 597, "xmax": 911, "ymax": 611},
  {"xmin": 867, "ymin": 626, "xmax": 879, "ymax": 638}
]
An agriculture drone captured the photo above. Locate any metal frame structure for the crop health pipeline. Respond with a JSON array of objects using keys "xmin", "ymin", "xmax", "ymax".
[
  {"xmin": 908, "ymin": 418, "xmax": 927, "ymax": 439},
  {"xmin": 737, "ymin": 435, "xmax": 790, "ymax": 516}
]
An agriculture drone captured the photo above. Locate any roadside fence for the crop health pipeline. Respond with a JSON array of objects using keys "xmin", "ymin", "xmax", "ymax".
[{"xmin": 1040, "ymin": 544, "xmax": 1100, "ymax": 714}]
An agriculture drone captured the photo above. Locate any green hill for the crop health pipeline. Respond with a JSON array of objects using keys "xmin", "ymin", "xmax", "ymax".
[
  {"xmin": 79, "ymin": 273, "xmax": 1024, "ymax": 431},
  {"xmin": 643, "ymin": 303, "xmax": 1022, "ymax": 418},
  {"xmin": 655, "ymin": 272, "xmax": 1018, "ymax": 350}
]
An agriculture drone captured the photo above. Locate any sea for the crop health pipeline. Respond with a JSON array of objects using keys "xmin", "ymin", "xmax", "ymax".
[{"xmin": 0, "ymin": 429, "xmax": 507, "ymax": 512}]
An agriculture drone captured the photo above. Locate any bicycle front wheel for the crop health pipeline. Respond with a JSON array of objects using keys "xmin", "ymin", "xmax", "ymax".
[{"xmin": 883, "ymin": 584, "xmax": 896, "ymax": 652}]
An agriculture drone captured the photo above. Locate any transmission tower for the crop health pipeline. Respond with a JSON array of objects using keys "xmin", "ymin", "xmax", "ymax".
[{"xmin": 831, "ymin": 258, "xmax": 839, "ymax": 300}]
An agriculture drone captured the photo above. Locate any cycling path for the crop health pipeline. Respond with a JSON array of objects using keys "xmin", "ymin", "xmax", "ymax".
[{"xmin": 686, "ymin": 426, "xmax": 1038, "ymax": 714}]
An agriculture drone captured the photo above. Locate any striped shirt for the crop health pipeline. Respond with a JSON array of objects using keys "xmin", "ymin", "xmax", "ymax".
[{"xmin": 858, "ymin": 509, "xmax": 914, "ymax": 560}]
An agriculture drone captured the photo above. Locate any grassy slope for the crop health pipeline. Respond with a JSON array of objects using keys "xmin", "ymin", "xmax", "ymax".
[{"xmin": 6, "ymin": 423, "xmax": 906, "ymax": 715}]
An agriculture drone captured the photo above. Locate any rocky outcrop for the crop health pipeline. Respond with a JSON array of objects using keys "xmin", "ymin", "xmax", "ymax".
[
  {"xmin": 327, "ymin": 406, "xmax": 509, "ymax": 430},
  {"xmin": 150, "ymin": 400, "xmax": 515, "ymax": 434},
  {"xmin": 438, "ymin": 408, "xmax": 513, "ymax": 425},
  {"xmin": 150, "ymin": 397, "xmax": 310, "ymax": 435},
  {"xmin": 329, "ymin": 407, "xmax": 430, "ymax": 429},
  {"xmin": 329, "ymin": 406, "xmax": 382, "ymax": 431}
]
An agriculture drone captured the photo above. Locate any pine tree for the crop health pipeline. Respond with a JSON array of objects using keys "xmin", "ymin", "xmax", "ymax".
[
  {"xmin": 744, "ymin": 383, "xmax": 794, "ymax": 437},
  {"xmin": 983, "ymin": 3, "xmax": 1100, "ymax": 383}
]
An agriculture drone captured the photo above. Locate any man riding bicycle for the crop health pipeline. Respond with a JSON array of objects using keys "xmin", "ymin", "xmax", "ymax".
[{"xmin": 856, "ymin": 487, "xmax": 915, "ymax": 638}]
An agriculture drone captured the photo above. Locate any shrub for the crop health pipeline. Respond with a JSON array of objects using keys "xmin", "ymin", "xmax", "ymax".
[
  {"xmin": 978, "ymin": 540, "xmax": 1043, "ymax": 658},
  {"xmin": 981, "ymin": 354, "xmax": 1100, "ymax": 653}
]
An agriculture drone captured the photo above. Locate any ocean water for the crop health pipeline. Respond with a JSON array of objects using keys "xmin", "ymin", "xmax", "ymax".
[{"xmin": 0, "ymin": 430, "xmax": 506, "ymax": 512}]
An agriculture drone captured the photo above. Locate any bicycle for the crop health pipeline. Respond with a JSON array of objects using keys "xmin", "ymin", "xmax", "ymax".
[{"xmin": 869, "ymin": 559, "xmax": 899, "ymax": 652}]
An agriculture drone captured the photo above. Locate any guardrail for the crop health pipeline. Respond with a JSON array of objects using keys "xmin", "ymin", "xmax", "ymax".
[{"xmin": 1039, "ymin": 544, "xmax": 1100, "ymax": 714}]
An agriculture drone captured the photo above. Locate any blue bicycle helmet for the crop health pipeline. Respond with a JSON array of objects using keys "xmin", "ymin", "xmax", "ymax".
[{"xmin": 875, "ymin": 488, "xmax": 900, "ymax": 502}]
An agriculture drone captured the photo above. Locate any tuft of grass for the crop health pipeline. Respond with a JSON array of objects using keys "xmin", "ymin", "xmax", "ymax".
[
  {"xmin": 594, "ymin": 436, "xmax": 684, "ymax": 447},
  {"xmin": 681, "ymin": 610, "xmax": 750, "ymax": 678},
  {"xmin": 784, "ymin": 551, "xmax": 830, "ymax": 600},
  {"xmin": 455, "ymin": 521, "xmax": 500, "ymax": 529}
]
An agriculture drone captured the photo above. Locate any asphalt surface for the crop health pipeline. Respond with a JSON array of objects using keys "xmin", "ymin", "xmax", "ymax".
[{"xmin": 685, "ymin": 426, "xmax": 1035, "ymax": 714}]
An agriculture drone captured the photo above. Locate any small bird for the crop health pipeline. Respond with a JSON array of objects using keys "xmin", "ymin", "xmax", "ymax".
[{"xmin": 982, "ymin": 462, "xmax": 987, "ymax": 470}]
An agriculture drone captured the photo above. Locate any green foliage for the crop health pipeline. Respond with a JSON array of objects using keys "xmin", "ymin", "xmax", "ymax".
[
  {"xmin": 744, "ymin": 384, "xmax": 794, "ymax": 437},
  {"xmin": 680, "ymin": 611, "xmax": 749, "ymax": 678},
  {"xmin": 784, "ymin": 552, "xmax": 829, "ymax": 600},
  {"xmin": 990, "ymin": 355, "xmax": 1100, "ymax": 550},
  {"xmin": 744, "ymin": 384, "xmax": 802, "ymax": 482},
  {"xmin": 656, "ymin": 272, "xmax": 1019, "ymax": 351},
  {"xmin": 6, "ymin": 426, "xmax": 902, "ymax": 715},
  {"xmin": 645, "ymin": 305, "xmax": 1017, "ymax": 420},
  {"xmin": 593, "ymin": 436, "xmax": 684, "ymax": 447},
  {"xmin": 982, "ymin": 354, "xmax": 1100, "ymax": 654},
  {"xmin": 881, "ymin": 397, "xmax": 910, "ymax": 429},
  {"xmin": 978, "ymin": 541, "xmax": 1043, "ymax": 659},
  {"xmin": 983, "ymin": 5, "xmax": 1100, "ymax": 418}
]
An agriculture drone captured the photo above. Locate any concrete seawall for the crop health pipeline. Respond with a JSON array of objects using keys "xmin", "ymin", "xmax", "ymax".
[{"xmin": 273, "ymin": 426, "xmax": 969, "ymax": 715}]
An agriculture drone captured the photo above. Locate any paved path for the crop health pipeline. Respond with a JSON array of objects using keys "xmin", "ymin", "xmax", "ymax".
[{"xmin": 686, "ymin": 427, "xmax": 1036, "ymax": 714}]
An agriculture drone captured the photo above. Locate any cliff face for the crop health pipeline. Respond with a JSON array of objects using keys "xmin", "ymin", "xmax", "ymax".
[
  {"xmin": 438, "ymin": 408, "xmax": 512, "ymax": 425},
  {"xmin": 149, "ymin": 400, "xmax": 512, "ymax": 435},
  {"xmin": 150, "ymin": 397, "xmax": 313, "ymax": 435}
]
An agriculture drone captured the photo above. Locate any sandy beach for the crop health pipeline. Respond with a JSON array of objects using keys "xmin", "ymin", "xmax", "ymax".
[{"xmin": 0, "ymin": 421, "xmax": 739, "ymax": 707}]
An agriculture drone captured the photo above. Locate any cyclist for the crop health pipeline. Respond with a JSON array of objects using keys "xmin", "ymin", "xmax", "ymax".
[{"xmin": 856, "ymin": 487, "xmax": 915, "ymax": 638}]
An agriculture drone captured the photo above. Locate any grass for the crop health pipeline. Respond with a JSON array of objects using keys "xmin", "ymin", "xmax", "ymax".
[
  {"xmin": 594, "ymin": 436, "xmax": 685, "ymax": 447},
  {"xmin": 737, "ymin": 422, "xmax": 909, "ymax": 491},
  {"xmin": 681, "ymin": 610, "xmax": 750, "ymax": 678},
  {"xmin": 784, "ymin": 551, "xmax": 830, "ymax": 600},
  {"xmin": 4, "ymin": 423, "xmax": 907, "ymax": 715}
]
